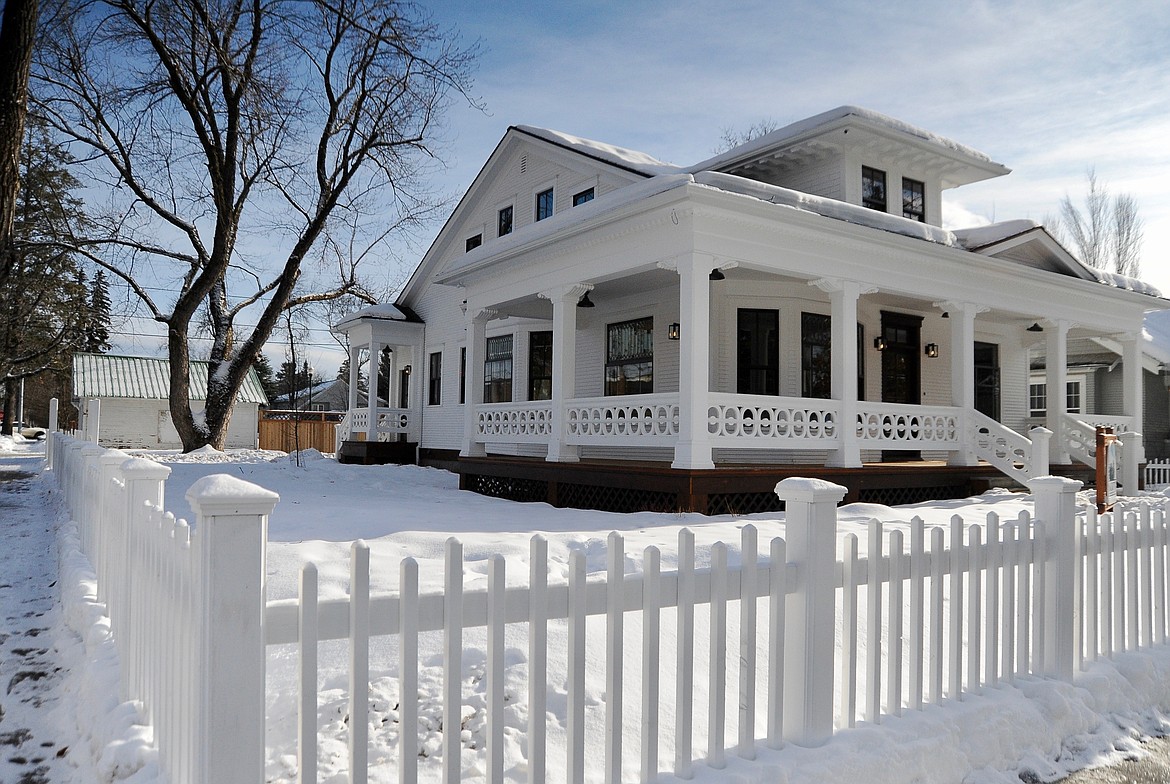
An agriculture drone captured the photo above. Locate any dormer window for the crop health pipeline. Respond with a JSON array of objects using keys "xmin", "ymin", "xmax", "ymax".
[
  {"xmin": 862, "ymin": 166, "xmax": 886, "ymax": 212},
  {"xmin": 902, "ymin": 178, "xmax": 925, "ymax": 222}
]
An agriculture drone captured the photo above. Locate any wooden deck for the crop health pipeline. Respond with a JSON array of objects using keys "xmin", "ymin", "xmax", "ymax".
[{"xmin": 414, "ymin": 450, "xmax": 1096, "ymax": 515}]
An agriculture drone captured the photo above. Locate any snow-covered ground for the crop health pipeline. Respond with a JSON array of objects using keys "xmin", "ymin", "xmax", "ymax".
[{"xmin": 6, "ymin": 435, "xmax": 1170, "ymax": 783}]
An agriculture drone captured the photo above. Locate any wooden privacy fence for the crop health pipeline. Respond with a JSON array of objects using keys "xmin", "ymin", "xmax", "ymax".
[
  {"xmin": 44, "ymin": 425, "xmax": 1170, "ymax": 784},
  {"xmin": 259, "ymin": 410, "xmax": 343, "ymax": 454}
]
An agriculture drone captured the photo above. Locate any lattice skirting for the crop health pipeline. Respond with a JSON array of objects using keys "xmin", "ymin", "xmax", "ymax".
[{"xmin": 857, "ymin": 484, "xmax": 968, "ymax": 506}]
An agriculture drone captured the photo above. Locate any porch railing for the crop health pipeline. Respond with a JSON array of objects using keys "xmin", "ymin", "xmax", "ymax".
[
  {"xmin": 476, "ymin": 400, "xmax": 554, "ymax": 442},
  {"xmin": 707, "ymin": 393, "xmax": 839, "ymax": 445},
  {"xmin": 971, "ymin": 411, "xmax": 1049, "ymax": 485},
  {"xmin": 1063, "ymin": 413, "xmax": 1134, "ymax": 469},
  {"xmin": 564, "ymin": 393, "xmax": 679, "ymax": 446},
  {"xmin": 855, "ymin": 402, "xmax": 962, "ymax": 448},
  {"xmin": 335, "ymin": 407, "xmax": 413, "ymax": 452}
]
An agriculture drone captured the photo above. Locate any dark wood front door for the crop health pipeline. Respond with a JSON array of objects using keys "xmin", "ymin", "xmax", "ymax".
[{"xmin": 881, "ymin": 311, "xmax": 922, "ymax": 461}]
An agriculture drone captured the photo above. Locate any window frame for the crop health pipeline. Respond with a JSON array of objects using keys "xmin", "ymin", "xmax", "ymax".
[
  {"xmin": 572, "ymin": 187, "xmax": 595, "ymax": 206},
  {"xmin": 862, "ymin": 165, "xmax": 887, "ymax": 212},
  {"xmin": 483, "ymin": 334, "xmax": 514, "ymax": 403},
  {"xmin": 459, "ymin": 347, "xmax": 466, "ymax": 404},
  {"xmin": 801, "ymin": 311, "xmax": 831, "ymax": 399},
  {"xmin": 604, "ymin": 317, "xmax": 654, "ymax": 396},
  {"xmin": 465, "ymin": 234, "xmax": 482, "ymax": 252},
  {"xmin": 528, "ymin": 331, "xmax": 553, "ymax": 401},
  {"xmin": 535, "ymin": 187, "xmax": 554, "ymax": 222},
  {"xmin": 901, "ymin": 177, "xmax": 925, "ymax": 222},
  {"xmin": 497, "ymin": 205, "xmax": 513, "ymax": 237},
  {"xmin": 736, "ymin": 308, "xmax": 780, "ymax": 396},
  {"xmin": 427, "ymin": 352, "xmax": 442, "ymax": 406}
]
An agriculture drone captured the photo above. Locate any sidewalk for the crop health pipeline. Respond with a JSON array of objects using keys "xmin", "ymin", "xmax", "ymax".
[{"xmin": 0, "ymin": 444, "xmax": 77, "ymax": 784}]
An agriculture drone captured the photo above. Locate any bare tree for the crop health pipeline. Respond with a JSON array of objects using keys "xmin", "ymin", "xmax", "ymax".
[
  {"xmin": 1050, "ymin": 169, "xmax": 1144, "ymax": 278},
  {"xmin": 32, "ymin": 0, "xmax": 477, "ymax": 450},
  {"xmin": 714, "ymin": 118, "xmax": 782, "ymax": 154},
  {"xmin": 0, "ymin": 0, "xmax": 40, "ymax": 290}
]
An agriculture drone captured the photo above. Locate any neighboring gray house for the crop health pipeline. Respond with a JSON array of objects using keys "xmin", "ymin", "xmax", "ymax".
[
  {"xmin": 269, "ymin": 379, "xmax": 383, "ymax": 412},
  {"xmin": 72, "ymin": 353, "xmax": 268, "ymax": 449},
  {"xmin": 1028, "ymin": 310, "xmax": 1170, "ymax": 460}
]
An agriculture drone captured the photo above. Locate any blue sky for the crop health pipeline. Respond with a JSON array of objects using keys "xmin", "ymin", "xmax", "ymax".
[{"xmin": 411, "ymin": 0, "xmax": 1170, "ymax": 290}]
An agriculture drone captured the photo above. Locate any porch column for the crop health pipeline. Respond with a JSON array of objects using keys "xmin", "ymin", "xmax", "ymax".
[
  {"xmin": 668, "ymin": 255, "xmax": 714, "ymax": 470},
  {"xmin": 461, "ymin": 310, "xmax": 494, "ymax": 457},
  {"xmin": 1044, "ymin": 319, "xmax": 1071, "ymax": 464},
  {"xmin": 945, "ymin": 302, "xmax": 984, "ymax": 466},
  {"xmin": 347, "ymin": 345, "xmax": 360, "ymax": 412},
  {"xmin": 541, "ymin": 284, "xmax": 590, "ymax": 462},
  {"xmin": 815, "ymin": 279, "xmax": 867, "ymax": 468},
  {"xmin": 1120, "ymin": 330, "xmax": 1145, "ymax": 469},
  {"xmin": 366, "ymin": 338, "xmax": 380, "ymax": 442}
]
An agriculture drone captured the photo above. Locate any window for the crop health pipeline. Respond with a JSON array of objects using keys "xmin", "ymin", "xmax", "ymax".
[
  {"xmin": 459, "ymin": 347, "xmax": 466, "ymax": 404},
  {"xmin": 498, "ymin": 205, "xmax": 513, "ymax": 237},
  {"xmin": 535, "ymin": 188, "xmax": 554, "ymax": 221},
  {"xmin": 528, "ymin": 331, "xmax": 553, "ymax": 400},
  {"xmin": 605, "ymin": 317, "xmax": 653, "ymax": 396},
  {"xmin": 862, "ymin": 166, "xmax": 887, "ymax": 212},
  {"xmin": 737, "ymin": 309, "xmax": 779, "ymax": 395},
  {"xmin": 901, "ymin": 178, "xmax": 925, "ymax": 222},
  {"xmin": 428, "ymin": 352, "xmax": 442, "ymax": 405},
  {"xmin": 572, "ymin": 187, "xmax": 595, "ymax": 206},
  {"xmin": 1029, "ymin": 380, "xmax": 1081, "ymax": 415},
  {"xmin": 483, "ymin": 335, "xmax": 513, "ymax": 403},
  {"xmin": 1066, "ymin": 381, "xmax": 1082, "ymax": 413},
  {"xmin": 465, "ymin": 234, "xmax": 482, "ymax": 252},
  {"xmin": 801, "ymin": 312, "xmax": 831, "ymax": 399},
  {"xmin": 1029, "ymin": 383, "xmax": 1047, "ymax": 416}
]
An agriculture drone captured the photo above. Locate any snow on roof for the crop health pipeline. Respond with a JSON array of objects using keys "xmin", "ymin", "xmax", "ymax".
[
  {"xmin": 952, "ymin": 220, "xmax": 1040, "ymax": 249},
  {"xmin": 692, "ymin": 171, "xmax": 957, "ymax": 246},
  {"xmin": 1144, "ymin": 310, "xmax": 1170, "ymax": 365},
  {"xmin": 688, "ymin": 105, "xmax": 1004, "ymax": 174},
  {"xmin": 72, "ymin": 353, "xmax": 269, "ymax": 405},
  {"xmin": 513, "ymin": 126, "xmax": 683, "ymax": 177}
]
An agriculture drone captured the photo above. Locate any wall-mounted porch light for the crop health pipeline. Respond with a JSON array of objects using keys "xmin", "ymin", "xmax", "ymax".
[
  {"xmin": 873, "ymin": 335, "xmax": 887, "ymax": 351},
  {"xmin": 668, "ymin": 322, "xmax": 681, "ymax": 341},
  {"xmin": 403, "ymin": 365, "xmax": 412, "ymax": 375},
  {"xmin": 925, "ymin": 342, "xmax": 940, "ymax": 358}
]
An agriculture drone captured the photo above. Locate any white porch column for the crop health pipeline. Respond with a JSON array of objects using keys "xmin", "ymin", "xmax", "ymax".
[
  {"xmin": 944, "ymin": 302, "xmax": 985, "ymax": 466},
  {"xmin": 814, "ymin": 279, "xmax": 867, "ymax": 468},
  {"xmin": 347, "ymin": 345, "xmax": 360, "ymax": 412},
  {"xmin": 1120, "ymin": 331, "xmax": 1145, "ymax": 473},
  {"xmin": 665, "ymin": 255, "xmax": 714, "ymax": 470},
  {"xmin": 541, "ymin": 284, "xmax": 590, "ymax": 462},
  {"xmin": 1044, "ymin": 320, "xmax": 1071, "ymax": 464},
  {"xmin": 366, "ymin": 339, "xmax": 380, "ymax": 441},
  {"xmin": 461, "ymin": 310, "xmax": 494, "ymax": 457}
]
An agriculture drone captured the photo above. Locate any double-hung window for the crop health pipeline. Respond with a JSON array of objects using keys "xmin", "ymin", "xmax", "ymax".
[
  {"xmin": 528, "ymin": 331, "xmax": 552, "ymax": 400},
  {"xmin": 483, "ymin": 335, "xmax": 513, "ymax": 403},
  {"xmin": 902, "ymin": 178, "xmax": 925, "ymax": 222},
  {"xmin": 498, "ymin": 205, "xmax": 513, "ymax": 237},
  {"xmin": 801, "ymin": 312, "xmax": 831, "ymax": 399},
  {"xmin": 535, "ymin": 188, "xmax": 554, "ymax": 221},
  {"xmin": 428, "ymin": 352, "xmax": 442, "ymax": 405},
  {"xmin": 605, "ymin": 317, "xmax": 653, "ymax": 396},
  {"xmin": 862, "ymin": 166, "xmax": 887, "ymax": 212}
]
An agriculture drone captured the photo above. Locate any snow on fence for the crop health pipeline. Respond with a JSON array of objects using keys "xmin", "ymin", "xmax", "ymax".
[{"xmin": 45, "ymin": 429, "xmax": 1170, "ymax": 784}]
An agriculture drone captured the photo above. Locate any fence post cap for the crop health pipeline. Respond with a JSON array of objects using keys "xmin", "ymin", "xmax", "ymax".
[
  {"xmin": 81, "ymin": 443, "xmax": 104, "ymax": 456},
  {"xmin": 120, "ymin": 456, "xmax": 173, "ymax": 481},
  {"xmin": 1025, "ymin": 475, "xmax": 1083, "ymax": 493},
  {"xmin": 774, "ymin": 477, "xmax": 848, "ymax": 503},
  {"xmin": 186, "ymin": 473, "xmax": 280, "ymax": 517},
  {"xmin": 98, "ymin": 448, "xmax": 130, "ymax": 466},
  {"xmin": 1029, "ymin": 426, "xmax": 1053, "ymax": 436}
]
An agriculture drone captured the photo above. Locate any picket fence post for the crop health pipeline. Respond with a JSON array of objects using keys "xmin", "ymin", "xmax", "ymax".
[
  {"xmin": 186, "ymin": 474, "xmax": 279, "ymax": 784},
  {"xmin": 1121, "ymin": 432, "xmax": 1143, "ymax": 494},
  {"xmin": 774, "ymin": 477, "xmax": 846, "ymax": 747},
  {"xmin": 1027, "ymin": 475, "xmax": 1083, "ymax": 680},
  {"xmin": 46, "ymin": 398, "xmax": 58, "ymax": 469}
]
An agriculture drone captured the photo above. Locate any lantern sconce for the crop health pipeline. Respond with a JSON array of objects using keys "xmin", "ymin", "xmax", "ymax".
[
  {"xmin": 668, "ymin": 322, "xmax": 681, "ymax": 341},
  {"xmin": 925, "ymin": 342, "xmax": 940, "ymax": 358},
  {"xmin": 873, "ymin": 336, "xmax": 887, "ymax": 351},
  {"xmin": 403, "ymin": 365, "xmax": 412, "ymax": 375}
]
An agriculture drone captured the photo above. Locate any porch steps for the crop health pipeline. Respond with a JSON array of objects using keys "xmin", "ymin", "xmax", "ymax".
[{"xmin": 337, "ymin": 439, "xmax": 418, "ymax": 465}]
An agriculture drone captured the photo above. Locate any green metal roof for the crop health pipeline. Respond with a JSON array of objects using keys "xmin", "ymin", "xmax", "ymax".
[{"xmin": 72, "ymin": 353, "xmax": 269, "ymax": 405}]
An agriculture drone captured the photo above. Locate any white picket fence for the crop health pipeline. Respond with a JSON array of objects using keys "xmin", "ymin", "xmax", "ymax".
[
  {"xmin": 45, "ymin": 427, "xmax": 1170, "ymax": 784},
  {"xmin": 1146, "ymin": 459, "xmax": 1170, "ymax": 490}
]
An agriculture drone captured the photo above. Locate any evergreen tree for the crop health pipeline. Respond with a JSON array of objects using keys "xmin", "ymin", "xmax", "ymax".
[
  {"xmin": 84, "ymin": 269, "xmax": 112, "ymax": 353},
  {"xmin": 252, "ymin": 353, "xmax": 279, "ymax": 403}
]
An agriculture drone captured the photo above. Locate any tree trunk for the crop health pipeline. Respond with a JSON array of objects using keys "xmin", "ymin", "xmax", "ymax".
[{"xmin": 0, "ymin": 0, "xmax": 39, "ymax": 289}]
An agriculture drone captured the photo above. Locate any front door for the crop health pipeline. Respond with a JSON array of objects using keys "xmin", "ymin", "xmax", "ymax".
[
  {"xmin": 737, "ymin": 309, "xmax": 779, "ymax": 395},
  {"xmin": 398, "ymin": 368, "xmax": 410, "ymax": 442},
  {"xmin": 881, "ymin": 311, "xmax": 922, "ymax": 461}
]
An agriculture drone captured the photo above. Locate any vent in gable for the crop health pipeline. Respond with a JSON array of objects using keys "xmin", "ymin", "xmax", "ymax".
[{"xmin": 520, "ymin": 154, "xmax": 527, "ymax": 174}]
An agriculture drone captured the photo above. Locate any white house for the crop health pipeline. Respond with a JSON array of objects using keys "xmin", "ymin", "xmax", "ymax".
[
  {"xmin": 333, "ymin": 107, "xmax": 1167, "ymax": 512},
  {"xmin": 72, "ymin": 353, "xmax": 268, "ymax": 449}
]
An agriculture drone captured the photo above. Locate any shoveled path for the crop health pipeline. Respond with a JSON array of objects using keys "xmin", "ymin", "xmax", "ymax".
[
  {"xmin": 0, "ymin": 449, "xmax": 84, "ymax": 784},
  {"xmin": 1059, "ymin": 736, "xmax": 1170, "ymax": 783}
]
